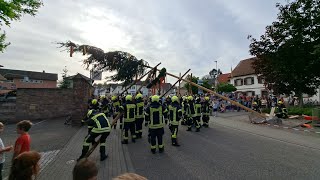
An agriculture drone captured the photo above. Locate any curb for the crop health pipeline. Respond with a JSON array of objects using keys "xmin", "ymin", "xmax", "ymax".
[{"xmin": 265, "ymin": 123, "xmax": 320, "ymax": 134}]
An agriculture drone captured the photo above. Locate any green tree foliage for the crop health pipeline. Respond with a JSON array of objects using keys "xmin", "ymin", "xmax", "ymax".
[
  {"xmin": 217, "ymin": 83, "xmax": 237, "ymax": 93},
  {"xmin": 58, "ymin": 66, "xmax": 71, "ymax": 89},
  {"xmin": 184, "ymin": 75, "xmax": 211, "ymax": 94},
  {"xmin": 0, "ymin": 0, "xmax": 43, "ymax": 52},
  {"xmin": 248, "ymin": 0, "xmax": 320, "ymax": 106}
]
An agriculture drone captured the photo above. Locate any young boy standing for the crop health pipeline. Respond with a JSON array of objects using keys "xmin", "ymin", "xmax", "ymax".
[
  {"xmin": 13, "ymin": 120, "xmax": 32, "ymax": 160},
  {"xmin": 0, "ymin": 122, "xmax": 13, "ymax": 180}
]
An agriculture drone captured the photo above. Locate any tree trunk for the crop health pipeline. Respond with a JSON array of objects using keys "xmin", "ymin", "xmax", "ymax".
[{"xmin": 298, "ymin": 94, "xmax": 303, "ymax": 107}]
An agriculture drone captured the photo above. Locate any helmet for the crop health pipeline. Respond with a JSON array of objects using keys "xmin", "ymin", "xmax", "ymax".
[
  {"xmin": 171, "ymin": 96, "xmax": 179, "ymax": 102},
  {"xmin": 151, "ymin": 95, "xmax": 160, "ymax": 102},
  {"xmin": 87, "ymin": 110, "xmax": 94, "ymax": 118},
  {"xmin": 125, "ymin": 95, "xmax": 133, "ymax": 101},
  {"xmin": 91, "ymin": 99, "xmax": 98, "ymax": 105},
  {"xmin": 135, "ymin": 93, "xmax": 143, "ymax": 99},
  {"xmin": 278, "ymin": 101, "xmax": 283, "ymax": 104},
  {"xmin": 187, "ymin": 96, "xmax": 193, "ymax": 101},
  {"xmin": 182, "ymin": 96, "xmax": 186, "ymax": 100},
  {"xmin": 100, "ymin": 95, "xmax": 105, "ymax": 99},
  {"xmin": 111, "ymin": 96, "xmax": 117, "ymax": 101},
  {"xmin": 253, "ymin": 102, "xmax": 257, "ymax": 105},
  {"xmin": 205, "ymin": 97, "xmax": 209, "ymax": 101}
]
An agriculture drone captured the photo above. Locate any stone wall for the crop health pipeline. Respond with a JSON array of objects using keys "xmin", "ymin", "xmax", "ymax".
[
  {"xmin": 8, "ymin": 76, "xmax": 93, "ymax": 124},
  {"xmin": 15, "ymin": 89, "xmax": 74, "ymax": 121},
  {"xmin": 0, "ymin": 100, "xmax": 16, "ymax": 123}
]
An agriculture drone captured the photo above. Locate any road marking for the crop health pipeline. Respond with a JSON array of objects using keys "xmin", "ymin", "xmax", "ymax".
[
  {"xmin": 293, "ymin": 128, "xmax": 299, "ymax": 131},
  {"xmin": 34, "ymin": 120, "xmax": 47, "ymax": 126},
  {"xmin": 274, "ymin": 125, "xmax": 279, "ymax": 127},
  {"xmin": 283, "ymin": 127, "xmax": 289, "ymax": 129},
  {"xmin": 304, "ymin": 130, "xmax": 310, "ymax": 132},
  {"xmin": 315, "ymin": 132, "xmax": 320, "ymax": 134}
]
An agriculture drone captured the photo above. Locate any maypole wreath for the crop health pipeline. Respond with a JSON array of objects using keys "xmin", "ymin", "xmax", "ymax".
[{"xmin": 57, "ymin": 41, "xmax": 149, "ymax": 86}]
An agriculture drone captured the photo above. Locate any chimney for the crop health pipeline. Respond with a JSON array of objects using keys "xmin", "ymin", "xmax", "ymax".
[{"xmin": 43, "ymin": 70, "xmax": 45, "ymax": 73}]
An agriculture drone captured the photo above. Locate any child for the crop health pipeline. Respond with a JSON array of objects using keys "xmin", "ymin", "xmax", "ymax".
[
  {"xmin": 9, "ymin": 151, "xmax": 41, "ymax": 180},
  {"xmin": 0, "ymin": 122, "xmax": 13, "ymax": 180},
  {"xmin": 13, "ymin": 120, "xmax": 32, "ymax": 160},
  {"xmin": 73, "ymin": 158, "xmax": 98, "ymax": 180}
]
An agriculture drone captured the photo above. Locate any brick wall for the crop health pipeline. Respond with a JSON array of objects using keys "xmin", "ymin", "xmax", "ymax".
[
  {"xmin": 0, "ymin": 100, "xmax": 16, "ymax": 123},
  {"xmin": 11, "ymin": 77, "xmax": 93, "ymax": 124},
  {"xmin": 13, "ymin": 78, "xmax": 57, "ymax": 88}
]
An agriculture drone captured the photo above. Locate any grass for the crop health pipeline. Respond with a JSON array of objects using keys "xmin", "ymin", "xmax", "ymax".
[{"xmin": 261, "ymin": 106, "xmax": 316, "ymax": 116}]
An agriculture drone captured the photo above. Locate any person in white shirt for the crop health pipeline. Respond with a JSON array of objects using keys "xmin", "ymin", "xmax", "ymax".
[{"xmin": 0, "ymin": 122, "xmax": 13, "ymax": 180}]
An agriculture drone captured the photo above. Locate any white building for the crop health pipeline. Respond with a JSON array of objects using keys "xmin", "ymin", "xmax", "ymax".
[{"xmin": 230, "ymin": 57, "xmax": 268, "ymax": 97}]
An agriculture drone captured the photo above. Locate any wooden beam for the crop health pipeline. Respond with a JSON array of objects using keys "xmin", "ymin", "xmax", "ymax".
[
  {"xmin": 143, "ymin": 65, "xmax": 266, "ymax": 118},
  {"xmin": 160, "ymin": 69, "xmax": 190, "ymax": 98}
]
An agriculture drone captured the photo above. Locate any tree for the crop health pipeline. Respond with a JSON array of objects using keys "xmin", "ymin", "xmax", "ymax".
[
  {"xmin": 248, "ymin": 0, "xmax": 320, "ymax": 106},
  {"xmin": 217, "ymin": 83, "xmax": 237, "ymax": 93},
  {"xmin": 209, "ymin": 68, "xmax": 222, "ymax": 79},
  {"xmin": 0, "ymin": 0, "xmax": 43, "ymax": 52},
  {"xmin": 184, "ymin": 75, "xmax": 211, "ymax": 94},
  {"xmin": 58, "ymin": 66, "xmax": 71, "ymax": 89}
]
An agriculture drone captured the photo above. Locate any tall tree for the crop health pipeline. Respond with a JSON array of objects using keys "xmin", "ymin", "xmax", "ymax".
[
  {"xmin": 209, "ymin": 68, "xmax": 222, "ymax": 79},
  {"xmin": 184, "ymin": 76, "xmax": 211, "ymax": 94},
  {"xmin": 59, "ymin": 66, "xmax": 71, "ymax": 89},
  {"xmin": 248, "ymin": 0, "xmax": 320, "ymax": 106},
  {"xmin": 217, "ymin": 83, "xmax": 237, "ymax": 93},
  {"xmin": 0, "ymin": 0, "xmax": 43, "ymax": 52}
]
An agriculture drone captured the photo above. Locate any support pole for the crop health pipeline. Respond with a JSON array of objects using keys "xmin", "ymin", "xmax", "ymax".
[
  {"xmin": 160, "ymin": 69, "xmax": 190, "ymax": 98},
  {"xmin": 143, "ymin": 65, "xmax": 266, "ymax": 118},
  {"xmin": 119, "ymin": 63, "xmax": 161, "ymax": 96},
  {"xmin": 178, "ymin": 72, "xmax": 181, "ymax": 96},
  {"xmin": 189, "ymin": 73, "xmax": 192, "ymax": 95}
]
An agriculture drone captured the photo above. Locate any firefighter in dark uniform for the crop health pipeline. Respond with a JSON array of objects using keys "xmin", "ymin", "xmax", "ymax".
[
  {"xmin": 90, "ymin": 99, "xmax": 100, "ymax": 111},
  {"xmin": 168, "ymin": 96, "xmax": 182, "ymax": 146},
  {"xmin": 120, "ymin": 95, "xmax": 137, "ymax": 144},
  {"xmin": 181, "ymin": 96, "xmax": 188, "ymax": 125},
  {"xmin": 135, "ymin": 93, "xmax": 144, "ymax": 139},
  {"xmin": 78, "ymin": 109, "xmax": 111, "ymax": 161},
  {"xmin": 145, "ymin": 95, "xmax": 168, "ymax": 154},
  {"xmin": 202, "ymin": 96, "xmax": 211, "ymax": 127},
  {"xmin": 276, "ymin": 100, "xmax": 288, "ymax": 118},
  {"xmin": 186, "ymin": 96, "xmax": 200, "ymax": 132},
  {"xmin": 194, "ymin": 97, "xmax": 202, "ymax": 130},
  {"xmin": 112, "ymin": 95, "xmax": 123, "ymax": 129},
  {"xmin": 100, "ymin": 95, "xmax": 110, "ymax": 116}
]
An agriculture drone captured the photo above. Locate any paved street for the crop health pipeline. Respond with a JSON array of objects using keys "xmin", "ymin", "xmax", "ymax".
[{"xmin": 3, "ymin": 112, "xmax": 320, "ymax": 180}]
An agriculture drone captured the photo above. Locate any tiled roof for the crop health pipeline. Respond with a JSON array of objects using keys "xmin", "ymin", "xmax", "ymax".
[
  {"xmin": 231, "ymin": 57, "xmax": 257, "ymax": 77},
  {"xmin": 217, "ymin": 73, "xmax": 231, "ymax": 83},
  {"xmin": 0, "ymin": 68, "xmax": 58, "ymax": 81}
]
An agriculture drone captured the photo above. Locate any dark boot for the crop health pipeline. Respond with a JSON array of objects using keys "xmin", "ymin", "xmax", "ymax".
[
  {"xmin": 196, "ymin": 128, "xmax": 200, "ymax": 132},
  {"xmin": 120, "ymin": 124, "xmax": 123, "ymax": 129},
  {"xmin": 113, "ymin": 124, "xmax": 117, "ymax": 129},
  {"xmin": 187, "ymin": 127, "xmax": 191, "ymax": 131},
  {"xmin": 132, "ymin": 138, "xmax": 136, "ymax": 143},
  {"xmin": 151, "ymin": 148, "xmax": 156, "ymax": 154},
  {"xmin": 121, "ymin": 140, "xmax": 128, "ymax": 144},
  {"xmin": 159, "ymin": 147, "xmax": 164, "ymax": 153},
  {"xmin": 100, "ymin": 146, "xmax": 108, "ymax": 161},
  {"xmin": 173, "ymin": 139, "xmax": 180, "ymax": 147},
  {"xmin": 77, "ymin": 146, "xmax": 89, "ymax": 161}
]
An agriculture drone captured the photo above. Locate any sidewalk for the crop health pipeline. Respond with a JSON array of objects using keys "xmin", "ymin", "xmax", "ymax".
[{"xmin": 36, "ymin": 127, "xmax": 135, "ymax": 180}]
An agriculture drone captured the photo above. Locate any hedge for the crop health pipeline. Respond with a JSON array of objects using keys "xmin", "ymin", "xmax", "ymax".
[{"xmin": 261, "ymin": 107, "xmax": 314, "ymax": 116}]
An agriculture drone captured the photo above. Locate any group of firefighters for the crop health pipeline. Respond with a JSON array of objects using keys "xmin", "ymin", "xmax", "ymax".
[
  {"xmin": 77, "ymin": 93, "xmax": 212, "ymax": 161},
  {"xmin": 77, "ymin": 93, "xmax": 288, "ymax": 161}
]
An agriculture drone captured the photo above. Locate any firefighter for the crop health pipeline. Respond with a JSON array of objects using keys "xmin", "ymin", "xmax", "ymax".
[
  {"xmin": 276, "ymin": 100, "xmax": 288, "ymax": 118},
  {"xmin": 112, "ymin": 95, "xmax": 123, "ymax": 129},
  {"xmin": 90, "ymin": 99, "xmax": 100, "ymax": 111},
  {"xmin": 78, "ymin": 110, "xmax": 111, "ymax": 161},
  {"xmin": 181, "ymin": 96, "xmax": 188, "ymax": 125},
  {"xmin": 194, "ymin": 97, "xmax": 202, "ymax": 130},
  {"xmin": 145, "ymin": 95, "xmax": 168, "ymax": 154},
  {"xmin": 100, "ymin": 96, "xmax": 110, "ymax": 116},
  {"xmin": 168, "ymin": 96, "xmax": 182, "ymax": 146},
  {"xmin": 120, "ymin": 95, "xmax": 137, "ymax": 144},
  {"xmin": 135, "ymin": 93, "xmax": 144, "ymax": 139},
  {"xmin": 202, "ymin": 96, "xmax": 211, "ymax": 127},
  {"xmin": 186, "ymin": 96, "xmax": 200, "ymax": 132}
]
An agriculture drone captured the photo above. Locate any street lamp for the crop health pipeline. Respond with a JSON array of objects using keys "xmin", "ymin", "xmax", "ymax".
[{"xmin": 214, "ymin": 60, "xmax": 218, "ymax": 87}]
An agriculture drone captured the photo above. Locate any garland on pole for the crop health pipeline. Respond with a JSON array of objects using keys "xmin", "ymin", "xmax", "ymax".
[
  {"xmin": 146, "ymin": 68, "xmax": 166, "ymax": 88},
  {"xmin": 57, "ymin": 41, "xmax": 149, "ymax": 86}
]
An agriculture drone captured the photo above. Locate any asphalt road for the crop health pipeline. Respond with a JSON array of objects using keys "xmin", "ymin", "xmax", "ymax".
[{"xmin": 126, "ymin": 112, "xmax": 320, "ymax": 180}]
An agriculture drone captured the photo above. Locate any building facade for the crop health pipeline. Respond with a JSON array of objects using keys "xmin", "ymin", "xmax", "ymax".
[{"xmin": 0, "ymin": 68, "xmax": 58, "ymax": 89}]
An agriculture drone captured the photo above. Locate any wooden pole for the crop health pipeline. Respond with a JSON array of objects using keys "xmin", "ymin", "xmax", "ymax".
[
  {"xmin": 143, "ymin": 65, "xmax": 266, "ymax": 118},
  {"xmin": 189, "ymin": 73, "xmax": 192, "ymax": 95},
  {"xmin": 160, "ymin": 69, "xmax": 190, "ymax": 98},
  {"xmin": 119, "ymin": 63, "xmax": 161, "ymax": 96},
  {"xmin": 178, "ymin": 72, "xmax": 181, "ymax": 96}
]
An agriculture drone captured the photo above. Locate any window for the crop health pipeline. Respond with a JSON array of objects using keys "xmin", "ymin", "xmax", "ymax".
[
  {"xmin": 234, "ymin": 79, "xmax": 243, "ymax": 86},
  {"xmin": 246, "ymin": 91, "xmax": 255, "ymax": 96},
  {"xmin": 6, "ymin": 80, "xmax": 14, "ymax": 83},
  {"xmin": 258, "ymin": 76, "xmax": 265, "ymax": 84},
  {"xmin": 131, "ymin": 86, "xmax": 135, "ymax": 89},
  {"xmin": 244, "ymin": 77, "xmax": 254, "ymax": 85}
]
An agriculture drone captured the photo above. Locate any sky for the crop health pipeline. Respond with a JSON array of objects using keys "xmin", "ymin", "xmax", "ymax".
[{"xmin": 0, "ymin": 0, "xmax": 285, "ymax": 84}]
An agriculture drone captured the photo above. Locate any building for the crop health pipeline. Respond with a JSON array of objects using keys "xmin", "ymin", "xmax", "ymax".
[
  {"xmin": 64, "ymin": 73, "xmax": 93, "ymax": 88},
  {"xmin": 217, "ymin": 73, "xmax": 231, "ymax": 84},
  {"xmin": 0, "ymin": 68, "xmax": 58, "ymax": 89},
  {"xmin": 230, "ymin": 58, "xmax": 267, "ymax": 97}
]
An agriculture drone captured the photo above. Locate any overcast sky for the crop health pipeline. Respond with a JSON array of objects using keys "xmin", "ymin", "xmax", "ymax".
[{"xmin": 0, "ymin": 0, "xmax": 285, "ymax": 83}]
